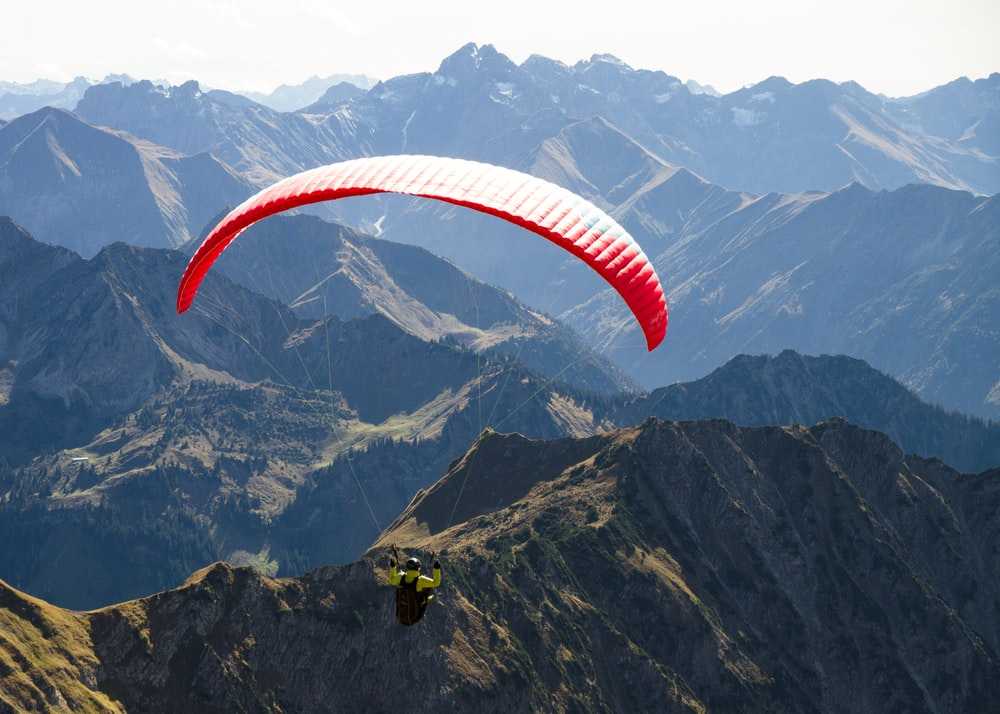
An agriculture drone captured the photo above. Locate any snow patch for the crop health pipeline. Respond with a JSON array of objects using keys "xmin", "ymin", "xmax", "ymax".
[
  {"xmin": 401, "ymin": 110, "xmax": 415, "ymax": 150},
  {"xmin": 988, "ymin": 379, "xmax": 1000, "ymax": 406},
  {"xmin": 751, "ymin": 91, "xmax": 775, "ymax": 103},
  {"xmin": 731, "ymin": 107, "xmax": 765, "ymax": 127},
  {"xmin": 718, "ymin": 262, "xmax": 807, "ymax": 326},
  {"xmin": 592, "ymin": 54, "xmax": 626, "ymax": 66},
  {"xmin": 489, "ymin": 82, "xmax": 518, "ymax": 106}
]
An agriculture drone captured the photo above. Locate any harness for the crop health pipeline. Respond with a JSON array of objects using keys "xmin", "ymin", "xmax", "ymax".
[{"xmin": 395, "ymin": 572, "xmax": 429, "ymax": 626}]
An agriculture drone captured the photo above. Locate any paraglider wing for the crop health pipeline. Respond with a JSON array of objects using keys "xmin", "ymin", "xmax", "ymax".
[{"xmin": 176, "ymin": 155, "xmax": 668, "ymax": 350}]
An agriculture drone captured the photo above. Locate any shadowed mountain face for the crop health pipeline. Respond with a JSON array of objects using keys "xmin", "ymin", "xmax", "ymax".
[
  {"xmin": 2, "ymin": 418, "xmax": 997, "ymax": 713},
  {"xmin": 0, "ymin": 108, "xmax": 252, "ymax": 256},
  {"xmin": 0, "ymin": 216, "xmax": 340, "ymax": 459}
]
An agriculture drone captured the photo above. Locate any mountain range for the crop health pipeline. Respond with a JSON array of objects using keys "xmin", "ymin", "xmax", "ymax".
[
  {"xmin": 0, "ymin": 73, "xmax": 377, "ymax": 120},
  {"xmin": 6, "ymin": 96, "xmax": 996, "ymax": 417},
  {"xmin": 238, "ymin": 73, "xmax": 375, "ymax": 112},
  {"xmin": 337, "ymin": 114, "xmax": 998, "ymax": 419},
  {"xmin": 35, "ymin": 44, "xmax": 990, "ymax": 418},
  {"xmin": 73, "ymin": 44, "xmax": 1000, "ymax": 195},
  {"xmin": 0, "ymin": 75, "xmax": 142, "ymax": 120},
  {"xmin": 2, "ymin": 417, "xmax": 997, "ymax": 712},
  {"xmin": 76, "ymin": 80, "xmax": 365, "ymax": 186},
  {"xmin": 2, "ymin": 219, "xmax": 996, "ymax": 610}
]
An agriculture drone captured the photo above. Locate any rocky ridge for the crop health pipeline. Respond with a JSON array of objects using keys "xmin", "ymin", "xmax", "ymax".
[{"xmin": 1, "ymin": 417, "xmax": 998, "ymax": 713}]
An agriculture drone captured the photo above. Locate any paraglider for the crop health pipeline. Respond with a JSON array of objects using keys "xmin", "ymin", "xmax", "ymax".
[
  {"xmin": 176, "ymin": 155, "xmax": 670, "ymax": 626},
  {"xmin": 387, "ymin": 546, "xmax": 441, "ymax": 626},
  {"xmin": 176, "ymin": 154, "xmax": 669, "ymax": 350}
]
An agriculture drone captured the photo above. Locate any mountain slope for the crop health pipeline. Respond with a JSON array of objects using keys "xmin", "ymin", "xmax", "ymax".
[
  {"xmin": 0, "ymin": 108, "xmax": 252, "ymax": 256},
  {"xmin": 2, "ymin": 418, "xmax": 997, "ymax": 713},
  {"xmin": 566, "ymin": 180, "xmax": 1000, "ymax": 418},
  {"xmin": 207, "ymin": 213, "xmax": 634, "ymax": 394},
  {"xmin": 0, "ymin": 580, "xmax": 121, "ymax": 712},
  {"xmin": 0, "ymin": 218, "xmax": 512, "ymax": 461},
  {"xmin": 375, "ymin": 419, "xmax": 1000, "ymax": 713},
  {"xmin": 887, "ymin": 73, "xmax": 1000, "ymax": 156}
]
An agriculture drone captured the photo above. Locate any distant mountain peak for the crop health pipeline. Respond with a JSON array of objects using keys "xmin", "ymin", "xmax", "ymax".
[
  {"xmin": 91, "ymin": 239, "xmax": 143, "ymax": 263},
  {"xmin": 12, "ymin": 104, "xmax": 67, "ymax": 124},
  {"xmin": 662, "ymin": 164, "xmax": 709, "ymax": 187},
  {"xmin": 521, "ymin": 54, "xmax": 568, "ymax": 70},
  {"xmin": 685, "ymin": 79, "xmax": 721, "ymax": 96},
  {"xmin": 751, "ymin": 75, "xmax": 793, "ymax": 92},
  {"xmin": 0, "ymin": 216, "xmax": 34, "ymax": 248},
  {"xmin": 588, "ymin": 53, "xmax": 631, "ymax": 68},
  {"xmin": 833, "ymin": 179, "xmax": 877, "ymax": 197},
  {"xmin": 437, "ymin": 42, "xmax": 516, "ymax": 80},
  {"xmin": 175, "ymin": 79, "xmax": 202, "ymax": 95},
  {"xmin": 301, "ymin": 81, "xmax": 365, "ymax": 112}
]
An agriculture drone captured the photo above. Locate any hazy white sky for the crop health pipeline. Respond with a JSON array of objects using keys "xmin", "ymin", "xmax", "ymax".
[{"xmin": 4, "ymin": 0, "xmax": 997, "ymax": 96}]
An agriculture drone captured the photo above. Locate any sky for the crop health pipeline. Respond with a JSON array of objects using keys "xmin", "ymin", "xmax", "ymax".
[{"xmin": 4, "ymin": 0, "xmax": 998, "ymax": 97}]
